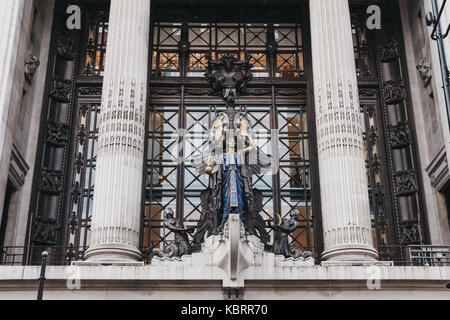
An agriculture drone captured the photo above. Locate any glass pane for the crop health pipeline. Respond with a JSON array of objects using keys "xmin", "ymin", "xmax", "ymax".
[
  {"xmin": 157, "ymin": 52, "xmax": 180, "ymax": 77},
  {"xmin": 246, "ymin": 27, "xmax": 267, "ymax": 47},
  {"xmin": 159, "ymin": 25, "xmax": 182, "ymax": 46},
  {"xmin": 189, "ymin": 26, "xmax": 211, "ymax": 47},
  {"xmin": 276, "ymin": 53, "xmax": 299, "ymax": 78},
  {"xmin": 248, "ymin": 53, "xmax": 269, "ymax": 77},
  {"xmin": 188, "ymin": 53, "xmax": 209, "ymax": 76},
  {"xmin": 216, "ymin": 27, "xmax": 240, "ymax": 48},
  {"xmin": 274, "ymin": 27, "xmax": 297, "ymax": 46}
]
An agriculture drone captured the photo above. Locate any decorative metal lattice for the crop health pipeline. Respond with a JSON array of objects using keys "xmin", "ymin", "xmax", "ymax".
[
  {"xmin": 82, "ymin": 10, "xmax": 109, "ymax": 77},
  {"xmin": 152, "ymin": 22, "xmax": 304, "ymax": 78},
  {"xmin": 352, "ymin": 11, "xmax": 375, "ymax": 79},
  {"xmin": 66, "ymin": 101, "xmax": 100, "ymax": 263}
]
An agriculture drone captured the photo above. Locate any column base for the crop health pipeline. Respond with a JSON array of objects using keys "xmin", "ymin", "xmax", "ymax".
[
  {"xmin": 322, "ymin": 260, "xmax": 393, "ymax": 267},
  {"xmin": 72, "ymin": 261, "xmax": 144, "ymax": 267},
  {"xmin": 322, "ymin": 246, "xmax": 379, "ymax": 262},
  {"xmin": 84, "ymin": 244, "xmax": 142, "ymax": 262}
]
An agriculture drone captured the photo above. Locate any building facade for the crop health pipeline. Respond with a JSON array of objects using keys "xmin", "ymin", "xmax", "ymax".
[{"xmin": 0, "ymin": 0, "xmax": 449, "ymax": 300}]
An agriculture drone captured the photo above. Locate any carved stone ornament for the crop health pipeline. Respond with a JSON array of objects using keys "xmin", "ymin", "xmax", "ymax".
[
  {"xmin": 152, "ymin": 213, "xmax": 315, "ymax": 287},
  {"xmin": 9, "ymin": 144, "xmax": 30, "ymax": 190},
  {"xmin": 417, "ymin": 57, "xmax": 432, "ymax": 88},
  {"xmin": 24, "ymin": 54, "xmax": 40, "ymax": 83},
  {"xmin": 426, "ymin": 147, "xmax": 450, "ymax": 192}
]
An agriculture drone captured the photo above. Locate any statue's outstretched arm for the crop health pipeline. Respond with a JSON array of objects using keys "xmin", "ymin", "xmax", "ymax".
[
  {"xmin": 164, "ymin": 220, "xmax": 189, "ymax": 232},
  {"xmin": 243, "ymin": 134, "xmax": 256, "ymax": 154}
]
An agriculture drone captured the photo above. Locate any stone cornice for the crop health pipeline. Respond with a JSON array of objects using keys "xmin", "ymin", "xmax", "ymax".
[{"xmin": 0, "ymin": 265, "xmax": 448, "ymax": 300}]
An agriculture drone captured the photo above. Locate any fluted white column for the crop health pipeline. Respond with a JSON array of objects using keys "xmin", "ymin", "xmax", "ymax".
[
  {"xmin": 310, "ymin": 0, "xmax": 378, "ymax": 261},
  {"xmin": 0, "ymin": 0, "xmax": 24, "ymax": 226},
  {"xmin": 85, "ymin": 0, "xmax": 150, "ymax": 261},
  {"xmin": 0, "ymin": 0, "xmax": 24, "ymax": 174}
]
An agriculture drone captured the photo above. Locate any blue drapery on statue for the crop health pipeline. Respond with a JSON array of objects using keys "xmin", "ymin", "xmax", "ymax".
[{"xmin": 221, "ymin": 153, "xmax": 245, "ymax": 224}]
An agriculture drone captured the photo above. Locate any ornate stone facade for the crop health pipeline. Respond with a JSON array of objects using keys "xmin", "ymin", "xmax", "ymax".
[{"xmin": 0, "ymin": 0, "xmax": 449, "ymax": 301}]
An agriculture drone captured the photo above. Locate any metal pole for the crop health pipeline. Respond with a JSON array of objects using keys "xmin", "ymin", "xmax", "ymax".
[
  {"xmin": 428, "ymin": 0, "xmax": 450, "ymax": 130},
  {"xmin": 430, "ymin": 0, "xmax": 450, "ymax": 40},
  {"xmin": 37, "ymin": 251, "xmax": 48, "ymax": 301}
]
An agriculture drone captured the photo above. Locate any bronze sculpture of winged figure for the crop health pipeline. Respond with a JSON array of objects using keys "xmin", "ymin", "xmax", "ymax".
[{"xmin": 192, "ymin": 56, "xmax": 271, "ymax": 250}]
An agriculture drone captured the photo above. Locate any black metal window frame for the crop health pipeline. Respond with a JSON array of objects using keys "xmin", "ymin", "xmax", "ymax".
[
  {"xmin": 144, "ymin": 97, "xmax": 317, "ymax": 253},
  {"xmin": 151, "ymin": 13, "xmax": 305, "ymax": 80},
  {"xmin": 144, "ymin": 3, "xmax": 320, "ymax": 255}
]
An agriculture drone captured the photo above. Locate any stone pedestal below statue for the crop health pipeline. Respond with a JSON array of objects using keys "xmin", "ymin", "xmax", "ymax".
[{"xmin": 152, "ymin": 214, "xmax": 314, "ymax": 288}]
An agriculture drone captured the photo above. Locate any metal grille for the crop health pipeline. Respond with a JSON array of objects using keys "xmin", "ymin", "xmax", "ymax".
[
  {"xmin": 152, "ymin": 22, "xmax": 304, "ymax": 78},
  {"xmin": 278, "ymin": 105, "xmax": 313, "ymax": 251},
  {"xmin": 352, "ymin": 11, "xmax": 375, "ymax": 79},
  {"xmin": 144, "ymin": 106, "xmax": 180, "ymax": 249},
  {"xmin": 66, "ymin": 101, "xmax": 100, "ymax": 263},
  {"xmin": 81, "ymin": 11, "xmax": 109, "ymax": 77}
]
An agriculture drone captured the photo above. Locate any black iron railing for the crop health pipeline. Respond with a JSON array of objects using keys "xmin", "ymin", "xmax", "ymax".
[
  {"xmin": 0, "ymin": 246, "xmax": 26, "ymax": 266},
  {"xmin": 409, "ymin": 245, "xmax": 450, "ymax": 266},
  {"xmin": 0, "ymin": 246, "xmax": 86, "ymax": 266},
  {"xmin": 2, "ymin": 245, "xmax": 450, "ymax": 267}
]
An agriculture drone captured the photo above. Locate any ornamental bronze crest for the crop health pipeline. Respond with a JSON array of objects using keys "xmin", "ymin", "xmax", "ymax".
[{"xmin": 205, "ymin": 55, "xmax": 253, "ymax": 101}]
